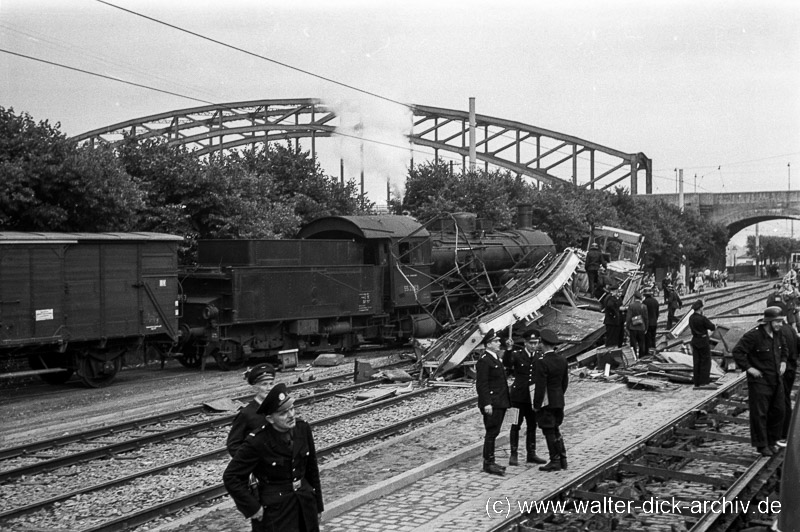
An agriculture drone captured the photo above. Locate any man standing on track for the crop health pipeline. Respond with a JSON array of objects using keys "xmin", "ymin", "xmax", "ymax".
[
  {"xmin": 227, "ymin": 363, "xmax": 277, "ymax": 457},
  {"xmin": 533, "ymin": 329, "xmax": 569, "ymax": 472},
  {"xmin": 503, "ymin": 330, "xmax": 547, "ymax": 466},
  {"xmin": 643, "ymin": 288, "xmax": 660, "ymax": 355},
  {"xmin": 224, "ymin": 383, "xmax": 324, "ymax": 532},
  {"xmin": 732, "ymin": 306, "xmax": 787, "ymax": 456},
  {"xmin": 475, "ymin": 329, "xmax": 511, "ymax": 476},
  {"xmin": 688, "ymin": 300, "xmax": 717, "ymax": 389}
]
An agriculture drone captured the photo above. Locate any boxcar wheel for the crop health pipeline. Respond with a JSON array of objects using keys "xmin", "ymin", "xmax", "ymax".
[
  {"xmin": 28, "ymin": 353, "xmax": 74, "ymax": 385},
  {"xmin": 176, "ymin": 344, "xmax": 204, "ymax": 368},
  {"xmin": 76, "ymin": 352, "xmax": 122, "ymax": 388}
]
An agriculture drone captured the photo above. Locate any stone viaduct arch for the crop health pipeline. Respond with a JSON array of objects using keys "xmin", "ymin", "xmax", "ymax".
[{"xmin": 645, "ymin": 191, "xmax": 800, "ymax": 238}]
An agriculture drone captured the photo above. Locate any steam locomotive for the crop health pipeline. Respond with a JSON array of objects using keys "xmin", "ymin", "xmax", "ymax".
[{"xmin": 0, "ymin": 207, "xmax": 554, "ymax": 387}]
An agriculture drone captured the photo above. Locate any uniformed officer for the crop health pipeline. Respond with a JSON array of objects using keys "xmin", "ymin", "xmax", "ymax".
[
  {"xmin": 688, "ymin": 300, "xmax": 717, "ymax": 388},
  {"xmin": 533, "ymin": 329, "xmax": 569, "ymax": 472},
  {"xmin": 475, "ymin": 328, "xmax": 511, "ymax": 476},
  {"xmin": 732, "ymin": 306, "xmax": 788, "ymax": 457},
  {"xmin": 502, "ymin": 330, "xmax": 547, "ymax": 466},
  {"xmin": 227, "ymin": 363, "xmax": 277, "ymax": 457},
  {"xmin": 223, "ymin": 383, "xmax": 324, "ymax": 532}
]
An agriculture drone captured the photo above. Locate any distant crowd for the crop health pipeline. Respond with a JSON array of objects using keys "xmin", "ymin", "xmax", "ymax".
[{"xmin": 641, "ymin": 268, "xmax": 728, "ymax": 298}]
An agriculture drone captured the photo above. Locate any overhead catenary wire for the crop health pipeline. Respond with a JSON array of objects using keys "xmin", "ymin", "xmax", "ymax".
[{"xmin": 95, "ymin": 0, "xmax": 410, "ymax": 110}]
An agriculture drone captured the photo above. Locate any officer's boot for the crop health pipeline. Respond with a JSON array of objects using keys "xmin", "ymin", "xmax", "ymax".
[
  {"xmin": 526, "ymin": 429, "xmax": 547, "ymax": 464},
  {"xmin": 538, "ymin": 432, "xmax": 562, "ymax": 472},
  {"xmin": 557, "ymin": 437, "xmax": 568, "ymax": 470},
  {"xmin": 482, "ymin": 438, "xmax": 505, "ymax": 476},
  {"xmin": 509, "ymin": 426, "xmax": 520, "ymax": 466}
]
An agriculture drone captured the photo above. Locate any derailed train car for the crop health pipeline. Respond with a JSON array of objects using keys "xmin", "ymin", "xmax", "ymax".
[
  {"xmin": 1, "ymin": 208, "xmax": 555, "ymax": 385},
  {"xmin": 176, "ymin": 207, "xmax": 555, "ymax": 370},
  {"xmin": 0, "ymin": 232, "xmax": 182, "ymax": 387}
]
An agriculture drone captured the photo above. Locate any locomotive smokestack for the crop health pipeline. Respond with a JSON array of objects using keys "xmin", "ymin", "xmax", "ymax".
[{"xmin": 516, "ymin": 204, "xmax": 533, "ymax": 229}]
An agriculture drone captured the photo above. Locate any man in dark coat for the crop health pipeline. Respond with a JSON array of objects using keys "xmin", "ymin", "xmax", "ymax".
[
  {"xmin": 665, "ymin": 284, "xmax": 682, "ymax": 329},
  {"xmin": 227, "ymin": 363, "xmax": 276, "ymax": 457},
  {"xmin": 533, "ymin": 329, "xmax": 569, "ymax": 472},
  {"xmin": 224, "ymin": 383, "xmax": 323, "ymax": 532},
  {"xmin": 625, "ymin": 292, "xmax": 648, "ymax": 359},
  {"xmin": 688, "ymin": 300, "xmax": 717, "ymax": 388},
  {"xmin": 476, "ymin": 329, "xmax": 511, "ymax": 476},
  {"xmin": 584, "ymin": 243, "xmax": 607, "ymax": 297},
  {"xmin": 602, "ymin": 287, "xmax": 624, "ymax": 348},
  {"xmin": 502, "ymin": 330, "xmax": 546, "ymax": 466},
  {"xmin": 643, "ymin": 288, "xmax": 660, "ymax": 355},
  {"xmin": 732, "ymin": 307, "xmax": 788, "ymax": 456},
  {"xmin": 779, "ymin": 320, "xmax": 799, "ymax": 444}
]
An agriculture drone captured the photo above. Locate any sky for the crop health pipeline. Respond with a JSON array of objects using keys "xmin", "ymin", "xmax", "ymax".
[{"xmin": 2, "ymin": 0, "xmax": 799, "ymax": 250}]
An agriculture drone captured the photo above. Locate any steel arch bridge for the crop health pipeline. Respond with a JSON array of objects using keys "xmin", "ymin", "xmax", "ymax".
[{"xmin": 71, "ymin": 98, "xmax": 653, "ymax": 193}]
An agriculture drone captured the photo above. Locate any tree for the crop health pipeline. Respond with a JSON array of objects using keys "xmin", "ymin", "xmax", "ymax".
[{"xmin": 0, "ymin": 107, "xmax": 143, "ymax": 231}]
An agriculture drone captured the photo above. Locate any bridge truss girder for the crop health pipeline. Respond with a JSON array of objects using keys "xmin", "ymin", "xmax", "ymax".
[{"xmin": 72, "ymin": 98, "xmax": 652, "ymax": 193}]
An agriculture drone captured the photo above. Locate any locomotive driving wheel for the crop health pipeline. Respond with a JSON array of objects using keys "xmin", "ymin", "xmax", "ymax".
[
  {"xmin": 27, "ymin": 352, "xmax": 74, "ymax": 385},
  {"xmin": 76, "ymin": 350, "xmax": 122, "ymax": 388}
]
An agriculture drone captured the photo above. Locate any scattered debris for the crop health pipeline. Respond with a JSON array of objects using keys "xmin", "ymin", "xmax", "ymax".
[
  {"xmin": 202, "ymin": 398, "xmax": 243, "ymax": 412},
  {"xmin": 313, "ymin": 353, "xmax": 345, "ymax": 367}
]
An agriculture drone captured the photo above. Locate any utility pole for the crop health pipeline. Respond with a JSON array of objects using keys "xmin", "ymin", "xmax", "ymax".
[
  {"xmin": 469, "ymin": 97, "xmax": 476, "ymax": 172},
  {"xmin": 790, "ymin": 162, "xmax": 793, "ymax": 239}
]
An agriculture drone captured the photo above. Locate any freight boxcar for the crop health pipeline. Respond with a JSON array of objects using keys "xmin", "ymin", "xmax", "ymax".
[{"xmin": 0, "ymin": 232, "xmax": 182, "ymax": 387}]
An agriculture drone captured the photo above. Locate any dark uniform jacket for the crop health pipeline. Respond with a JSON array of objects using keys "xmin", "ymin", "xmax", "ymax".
[
  {"xmin": 688, "ymin": 313, "xmax": 716, "ymax": 348},
  {"xmin": 503, "ymin": 346, "xmax": 540, "ymax": 406},
  {"xmin": 643, "ymin": 295, "xmax": 660, "ymax": 325},
  {"xmin": 625, "ymin": 300, "xmax": 648, "ymax": 331},
  {"xmin": 584, "ymin": 249, "xmax": 607, "ymax": 272},
  {"xmin": 223, "ymin": 419, "xmax": 323, "ymax": 532},
  {"xmin": 476, "ymin": 350, "xmax": 511, "ymax": 410},
  {"xmin": 602, "ymin": 294, "xmax": 622, "ymax": 326},
  {"xmin": 226, "ymin": 399, "xmax": 265, "ymax": 457},
  {"xmin": 781, "ymin": 324, "xmax": 799, "ymax": 370},
  {"xmin": 532, "ymin": 351, "xmax": 569, "ymax": 410},
  {"xmin": 666, "ymin": 290, "xmax": 682, "ymax": 311},
  {"xmin": 733, "ymin": 325, "xmax": 787, "ymax": 386}
]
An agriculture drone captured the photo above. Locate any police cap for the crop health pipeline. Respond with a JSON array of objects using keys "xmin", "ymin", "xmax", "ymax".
[
  {"xmin": 539, "ymin": 329, "xmax": 560, "ymax": 346},
  {"xmin": 244, "ymin": 363, "xmax": 276, "ymax": 386},
  {"xmin": 257, "ymin": 382, "xmax": 295, "ymax": 415}
]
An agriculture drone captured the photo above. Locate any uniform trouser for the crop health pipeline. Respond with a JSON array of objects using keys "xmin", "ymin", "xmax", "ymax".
[
  {"xmin": 628, "ymin": 329, "xmax": 646, "ymax": 358},
  {"xmin": 587, "ymin": 270, "xmax": 599, "ymax": 296},
  {"xmin": 747, "ymin": 378, "xmax": 785, "ymax": 448},
  {"xmin": 537, "ymin": 407, "xmax": 565, "ymax": 460},
  {"xmin": 510, "ymin": 403, "xmax": 537, "ymax": 451},
  {"xmin": 645, "ymin": 326, "xmax": 657, "ymax": 355},
  {"xmin": 482, "ymin": 407, "xmax": 506, "ymax": 462},
  {"xmin": 667, "ymin": 308, "xmax": 677, "ymax": 328},
  {"xmin": 605, "ymin": 325, "xmax": 623, "ymax": 348},
  {"xmin": 783, "ymin": 364, "xmax": 797, "ymax": 439},
  {"xmin": 691, "ymin": 344, "xmax": 712, "ymax": 386}
]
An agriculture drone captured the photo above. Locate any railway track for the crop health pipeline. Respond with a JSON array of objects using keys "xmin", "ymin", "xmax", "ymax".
[
  {"xmin": 0, "ymin": 368, "xmax": 479, "ymax": 531},
  {"xmin": 486, "ymin": 376, "xmax": 785, "ymax": 532}
]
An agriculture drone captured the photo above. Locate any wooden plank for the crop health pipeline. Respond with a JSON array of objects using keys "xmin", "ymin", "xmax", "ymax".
[
  {"xmin": 620, "ymin": 463, "xmax": 734, "ymax": 488},
  {"xmin": 644, "ymin": 445, "xmax": 752, "ymax": 466},
  {"xmin": 676, "ymin": 427, "xmax": 752, "ymax": 444}
]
